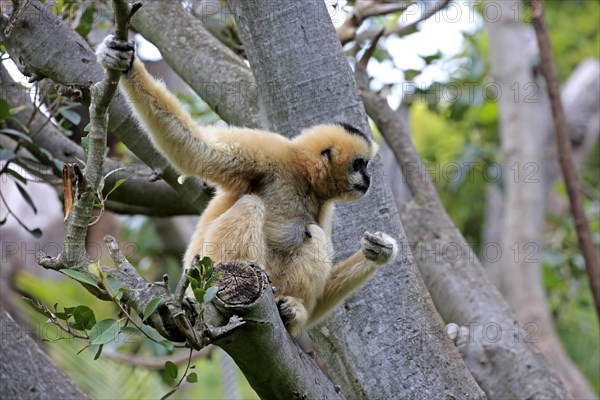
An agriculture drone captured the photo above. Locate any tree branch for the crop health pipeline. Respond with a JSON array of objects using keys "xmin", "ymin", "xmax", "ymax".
[
  {"xmin": 204, "ymin": 261, "xmax": 342, "ymax": 399},
  {"xmin": 36, "ymin": 0, "xmax": 139, "ymax": 269},
  {"xmin": 0, "ymin": 64, "xmax": 198, "ymax": 216},
  {"xmin": 130, "ymin": 1, "xmax": 267, "ymax": 129},
  {"xmin": 531, "ymin": 0, "xmax": 600, "ymax": 319},
  {"xmin": 102, "ymin": 346, "xmax": 214, "ymax": 369},
  {"xmin": 353, "ymin": 0, "xmax": 451, "ymax": 44},
  {"xmin": 338, "ymin": 1, "xmax": 411, "ymax": 45},
  {"xmin": 1, "ymin": 0, "xmax": 210, "ymax": 213}
]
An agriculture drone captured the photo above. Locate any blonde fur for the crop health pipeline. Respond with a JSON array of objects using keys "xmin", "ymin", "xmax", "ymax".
[{"xmin": 97, "ymin": 36, "xmax": 398, "ymax": 335}]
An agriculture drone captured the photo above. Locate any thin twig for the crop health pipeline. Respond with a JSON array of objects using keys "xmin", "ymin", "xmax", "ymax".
[
  {"xmin": 0, "ymin": 190, "xmax": 40, "ymax": 234},
  {"xmin": 103, "ymin": 345, "xmax": 214, "ymax": 369},
  {"xmin": 531, "ymin": 0, "xmax": 600, "ymax": 319}
]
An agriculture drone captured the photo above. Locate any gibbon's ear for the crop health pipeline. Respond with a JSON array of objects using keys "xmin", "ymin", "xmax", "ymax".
[{"xmin": 321, "ymin": 148, "xmax": 333, "ymax": 162}]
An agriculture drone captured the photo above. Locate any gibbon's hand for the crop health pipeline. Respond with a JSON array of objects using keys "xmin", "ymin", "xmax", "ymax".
[
  {"xmin": 361, "ymin": 231, "xmax": 398, "ymax": 265},
  {"xmin": 96, "ymin": 35, "xmax": 135, "ymax": 73}
]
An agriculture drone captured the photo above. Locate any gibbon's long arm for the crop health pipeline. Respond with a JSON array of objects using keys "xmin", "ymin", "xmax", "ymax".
[
  {"xmin": 97, "ymin": 36, "xmax": 287, "ymax": 190},
  {"xmin": 308, "ymin": 232, "xmax": 398, "ymax": 325}
]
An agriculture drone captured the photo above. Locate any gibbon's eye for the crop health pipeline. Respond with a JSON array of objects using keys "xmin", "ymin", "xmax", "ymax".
[
  {"xmin": 321, "ymin": 148, "xmax": 332, "ymax": 162},
  {"xmin": 352, "ymin": 158, "xmax": 366, "ymax": 171}
]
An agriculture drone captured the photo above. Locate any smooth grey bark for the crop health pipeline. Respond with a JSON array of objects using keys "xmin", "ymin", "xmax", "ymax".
[
  {"xmin": 0, "ymin": 309, "xmax": 89, "ymax": 400},
  {"xmin": 486, "ymin": 2, "xmax": 597, "ymax": 397},
  {"xmin": 228, "ymin": 1, "xmax": 485, "ymax": 399},
  {"xmin": 0, "ymin": 65, "xmax": 197, "ymax": 215},
  {"xmin": 1, "ymin": 0, "xmax": 210, "ymax": 214},
  {"xmin": 359, "ymin": 75, "xmax": 569, "ymax": 399}
]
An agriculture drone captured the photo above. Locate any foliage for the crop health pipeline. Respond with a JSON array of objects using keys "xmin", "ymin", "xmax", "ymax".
[
  {"xmin": 188, "ymin": 256, "xmax": 221, "ymax": 309},
  {"xmin": 15, "ymin": 266, "xmax": 258, "ymax": 399},
  {"xmin": 544, "ymin": 0, "xmax": 600, "ymax": 81}
]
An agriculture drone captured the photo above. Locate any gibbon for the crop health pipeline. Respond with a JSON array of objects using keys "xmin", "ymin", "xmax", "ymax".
[{"xmin": 96, "ymin": 35, "xmax": 398, "ymax": 335}]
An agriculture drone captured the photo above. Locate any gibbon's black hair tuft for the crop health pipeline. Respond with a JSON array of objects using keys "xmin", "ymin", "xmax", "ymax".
[{"xmin": 336, "ymin": 122, "xmax": 370, "ymax": 143}]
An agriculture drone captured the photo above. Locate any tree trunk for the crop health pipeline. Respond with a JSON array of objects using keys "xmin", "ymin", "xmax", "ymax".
[
  {"xmin": 228, "ymin": 1, "xmax": 485, "ymax": 399},
  {"xmin": 0, "ymin": 309, "xmax": 89, "ymax": 400}
]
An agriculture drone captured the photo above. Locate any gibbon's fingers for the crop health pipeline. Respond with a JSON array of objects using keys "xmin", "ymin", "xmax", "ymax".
[
  {"xmin": 360, "ymin": 231, "xmax": 398, "ymax": 264},
  {"xmin": 96, "ymin": 35, "xmax": 134, "ymax": 73}
]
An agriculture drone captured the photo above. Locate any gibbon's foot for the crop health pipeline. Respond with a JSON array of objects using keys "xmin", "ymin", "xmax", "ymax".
[
  {"xmin": 360, "ymin": 231, "xmax": 399, "ymax": 264},
  {"xmin": 277, "ymin": 296, "xmax": 308, "ymax": 336},
  {"xmin": 96, "ymin": 35, "xmax": 135, "ymax": 73}
]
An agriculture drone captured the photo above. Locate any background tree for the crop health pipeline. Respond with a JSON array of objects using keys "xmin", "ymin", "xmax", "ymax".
[{"xmin": 1, "ymin": 0, "xmax": 597, "ymax": 399}]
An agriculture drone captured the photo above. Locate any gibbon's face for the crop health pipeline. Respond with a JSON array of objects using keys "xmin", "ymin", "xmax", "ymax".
[{"xmin": 293, "ymin": 123, "xmax": 378, "ymax": 201}]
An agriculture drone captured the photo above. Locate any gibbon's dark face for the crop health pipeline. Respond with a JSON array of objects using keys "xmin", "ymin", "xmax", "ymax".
[
  {"xmin": 293, "ymin": 123, "xmax": 378, "ymax": 200},
  {"xmin": 347, "ymin": 156, "xmax": 371, "ymax": 198}
]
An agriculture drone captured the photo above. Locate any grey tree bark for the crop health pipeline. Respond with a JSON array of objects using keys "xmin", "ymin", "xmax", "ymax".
[
  {"xmin": 0, "ymin": 309, "xmax": 89, "ymax": 400},
  {"xmin": 358, "ymin": 48, "xmax": 569, "ymax": 400},
  {"xmin": 1, "ymin": 0, "xmax": 210, "ymax": 213},
  {"xmin": 486, "ymin": 1, "xmax": 597, "ymax": 397},
  {"xmin": 227, "ymin": 1, "xmax": 484, "ymax": 399}
]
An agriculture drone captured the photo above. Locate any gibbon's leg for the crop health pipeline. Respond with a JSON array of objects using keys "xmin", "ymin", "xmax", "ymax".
[
  {"xmin": 308, "ymin": 231, "xmax": 398, "ymax": 325},
  {"xmin": 278, "ymin": 296, "xmax": 309, "ymax": 337},
  {"xmin": 200, "ymin": 194, "xmax": 267, "ymax": 265},
  {"xmin": 183, "ymin": 195, "xmax": 266, "ymax": 298},
  {"xmin": 274, "ymin": 224, "xmax": 331, "ymax": 335}
]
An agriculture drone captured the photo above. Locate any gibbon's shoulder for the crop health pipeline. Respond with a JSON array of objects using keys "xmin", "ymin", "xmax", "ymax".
[{"xmin": 196, "ymin": 125, "xmax": 293, "ymax": 163}]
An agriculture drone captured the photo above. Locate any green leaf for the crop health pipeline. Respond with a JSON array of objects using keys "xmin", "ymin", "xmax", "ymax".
[
  {"xmin": 15, "ymin": 181, "xmax": 37, "ymax": 213},
  {"xmin": 205, "ymin": 272, "xmax": 221, "ymax": 289},
  {"xmin": 106, "ymin": 178, "xmax": 126, "ymax": 198},
  {"xmin": 203, "ymin": 286, "xmax": 219, "ymax": 304},
  {"xmin": 1, "ymin": 128, "xmax": 33, "ymax": 143},
  {"xmin": 193, "ymin": 288, "xmax": 206, "ymax": 303},
  {"xmin": 119, "ymin": 326, "xmax": 142, "ymax": 337},
  {"xmin": 404, "ymin": 69, "xmax": 420, "ymax": 81},
  {"xmin": 88, "ymin": 262, "xmax": 102, "ymax": 280},
  {"xmin": 142, "ymin": 298, "xmax": 162, "ymax": 322},
  {"xmin": 422, "ymin": 51, "xmax": 442, "ymax": 65},
  {"xmin": 74, "ymin": 6, "xmax": 96, "ymax": 38},
  {"xmin": 59, "ymin": 106, "xmax": 82, "ymax": 125},
  {"xmin": 200, "ymin": 256, "xmax": 214, "ymax": 270},
  {"xmin": 0, "ymin": 149, "xmax": 15, "ymax": 161},
  {"xmin": 186, "ymin": 372, "xmax": 198, "ymax": 383},
  {"xmin": 0, "ymin": 99, "xmax": 9, "ymax": 120},
  {"xmin": 103, "ymin": 167, "xmax": 125, "ymax": 181},
  {"xmin": 22, "ymin": 297, "xmax": 51, "ymax": 318},
  {"xmin": 89, "ymin": 319, "xmax": 120, "ymax": 345},
  {"xmin": 72, "ymin": 305, "xmax": 96, "ymax": 331},
  {"xmin": 81, "ymin": 135, "xmax": 89, "ymax": 156},
  {"xmin": 27, "ymin": 228, "xmax": 43, "ymax": 238},
  {"xmin": 159, "ymin": 389, "xmax": 177, "ymax": 400},
  {"xmin": 83, "ymin": 123, "xmax": 92, "ymax": 132},
  {"xmin": 164, "ymin": 360, "xmax": 178, "ymax": 380},
  {"xmin": 159, "ymin": 340, "xmax": 174, "ymax": 351},
  {"xmin": 6, "ymin": 168, "xmax": 27, "ymax": 184},
  {"xmin": 105, "ymin": 275, "xmax": 123, "ymax": 298},
  {"xmin": 93, "ymin": 344, "xmax": 104, "ymax": 360},
  {"xmin": 59, "ymin": 269, "xmax": 101, "ymax": 290}
]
